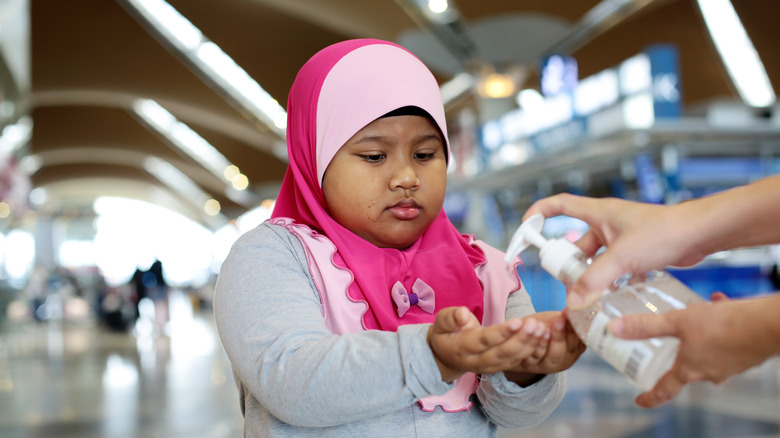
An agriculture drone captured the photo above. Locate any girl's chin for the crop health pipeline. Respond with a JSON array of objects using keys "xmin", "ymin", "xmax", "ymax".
[{"xmin": 370, "ymin": 232, "xmax": 422, "ymax": 250}]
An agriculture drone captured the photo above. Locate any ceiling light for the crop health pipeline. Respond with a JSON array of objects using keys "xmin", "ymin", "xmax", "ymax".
[
  {"xmin": 204, "ymin": 199, "xmax": 221, "ymax": 216},
  {"xmin": 697, "ymin": 0, "xmax": 775, "ymax": 108},
  {"xmin": 231, "ymin": 174, "xmax": 249, "ymax": 191},
  {"xmin": 123, "ymin": 0, "xmax": 287, "ymax": 136},
  {"xmin": 125, "ymin": 0, "xmax": 203, "ymax": 51},
  {"xmin": 479, "ymin": 73, "xmax": 516, "ymax": 99},
  {"xmin": 133, "ymin": 99, "xmax": 239, "ymax": 183},
  {"xmin": 195, "ymin": 41, "xmax": 287, "ymax": 131},
  {"xmin": 223, "ymin": 164, "xmax": 240, "ymax": 181},
  {"xmin": 427, "ymin": 0, "xmax": 448, "ymax": 14}
]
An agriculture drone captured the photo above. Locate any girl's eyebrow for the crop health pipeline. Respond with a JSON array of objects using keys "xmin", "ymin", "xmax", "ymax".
[
  {"xmin": 353, "ymin": 135, "xmax": 385, "ymax": 144},
  {"xmin": 415, "ymin": 133, "xmax": 442, "ymax": 144}
]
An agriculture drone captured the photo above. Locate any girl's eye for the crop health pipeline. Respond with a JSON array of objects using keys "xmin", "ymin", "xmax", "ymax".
[
  {"xmin": 414, "ymin": 152, "xmax": 435, "ymax": 161},
  {"xmin": 361, "ymin": 154, "xmax": 385, "ymax": 163}
]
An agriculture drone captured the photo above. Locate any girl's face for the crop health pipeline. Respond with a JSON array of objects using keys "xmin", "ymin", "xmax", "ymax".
[{"xmin": 322, "ymin": 115, "xmax": 447, "ymax": 249}]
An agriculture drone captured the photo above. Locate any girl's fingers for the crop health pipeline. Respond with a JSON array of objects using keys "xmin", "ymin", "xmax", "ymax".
[
  {"xmin": 452, "ymin": 318, "xmax": 523, "ymax": 355},
  {"xmin": 464, "ymin": 320, "xmax": 548, "ymax": 371},
  {"xmin": 520, "ymin": 319, "xmax": 549, "ymax": 364},
  {"xmin": 431, "ymin": 307, "xmax": 464, "ymax": 335}
]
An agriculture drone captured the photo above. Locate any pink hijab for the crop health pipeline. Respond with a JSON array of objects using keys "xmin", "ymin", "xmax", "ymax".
[{"xmin": 271, "ymin": 39, "xmax": 486, "ymax": 331}]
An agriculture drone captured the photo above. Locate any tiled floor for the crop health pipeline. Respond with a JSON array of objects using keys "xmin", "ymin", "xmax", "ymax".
[{"xmin": 1, "ymin": 290, "xmax": 778, "ymax": 438}]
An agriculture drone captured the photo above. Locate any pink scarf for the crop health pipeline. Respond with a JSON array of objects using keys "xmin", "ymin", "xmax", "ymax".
[{"xmin": 271, "ymin": 39, "xmax": 486, "ymax": 331}]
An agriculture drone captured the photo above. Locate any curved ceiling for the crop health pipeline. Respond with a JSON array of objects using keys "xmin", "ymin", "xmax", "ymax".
[{"xmin": 14, "ymin": 0, "xmax": 780, "ymax": 229}]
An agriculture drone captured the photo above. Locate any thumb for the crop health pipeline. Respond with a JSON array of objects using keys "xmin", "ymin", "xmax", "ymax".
[
  {"xmin": 609, "ymin": 313, "xmax": 677, "ymax": 340},
  {"xmin": 432, "ymin": 306, "xmax": 471, "ymax": 335},
  {"xmin": 568, "ymin": 253, "xmax": 625, "ymax": 309}
]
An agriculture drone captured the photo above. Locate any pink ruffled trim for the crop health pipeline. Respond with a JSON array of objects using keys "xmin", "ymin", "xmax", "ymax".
[
  {"xmin": 268, "ymin": 217, "xmax": 369, "ymax": 333},
  {"xmin": 418, "ymin": 373, "xmax": 478, "ymax": 412}
]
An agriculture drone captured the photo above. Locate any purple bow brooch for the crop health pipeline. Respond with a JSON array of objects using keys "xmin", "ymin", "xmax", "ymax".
[{"xmin": 391, "ymin": 278, "xmax": 435, "ymax": 317}]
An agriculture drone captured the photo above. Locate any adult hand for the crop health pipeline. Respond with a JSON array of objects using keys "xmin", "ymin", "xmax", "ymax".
[
  {"xmin": 428, "ymin": 307, "xmax": 550, "ymax": 384},
  {"xmin": 609, "ymin": 293, "xmax": 780, "ymax": 408},
  {"xmin": 523, "ymin": 194, "xmax": 707, "ymax": 308}
]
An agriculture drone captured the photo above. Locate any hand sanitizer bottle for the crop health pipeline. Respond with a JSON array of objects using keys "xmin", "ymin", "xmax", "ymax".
[{"xmin": 505, "ymin": 214, "xmax": 704, "ymax": 390}]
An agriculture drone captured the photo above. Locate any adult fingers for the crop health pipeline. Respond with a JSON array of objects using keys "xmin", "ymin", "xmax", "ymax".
[
  {"xmin": 522, "ymin": 193, "xmax": 601, "ymax": 223},
  {"xmin": 567, "ymin": 249, "xmax": 638, "ymax": 310},
  {"xmin": 573, "ymin": 230, "xmax": 606, "ymax": 258},
  {"xmin": 634, "ymin": 368, "xmax": 687, "ymax": 408},
  {"xmin": 609, "ymin": 312, "xmax": 678, "ymax": 340}
]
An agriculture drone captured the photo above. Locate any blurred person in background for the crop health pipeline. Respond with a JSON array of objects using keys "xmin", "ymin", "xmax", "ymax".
[
  {"xmin": 130, "ymin": 266, "xmax": 147, "ymax": 320},
  {"xmin": 523, "ymin": 174, "xmax": 780, "ymax": 408},
  {"xmin": 143, "ymin": 259, "xmax": 169, "ymax": 333},
  {"xmin": 24, "ymin": 264, "xmax": 49, "ymax": 322}
]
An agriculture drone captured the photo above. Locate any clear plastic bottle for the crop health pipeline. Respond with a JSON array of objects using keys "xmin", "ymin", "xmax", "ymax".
[{"xmin": 505, "ymin": 214, "xmax": 704, "ymax": 390}]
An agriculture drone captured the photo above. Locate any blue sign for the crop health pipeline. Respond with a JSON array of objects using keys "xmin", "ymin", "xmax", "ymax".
[{"xmin": 646, "ymin": 44, "xmax": 681, "ymax": 119}]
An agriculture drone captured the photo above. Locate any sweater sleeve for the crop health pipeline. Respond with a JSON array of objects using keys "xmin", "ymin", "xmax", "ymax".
[
  {"xmin": 476, "ymin": 282, "xmax": 567, "ymax": 429},
  {"xmin": 213, "ymin": 223, "xmax": 452, "ymax": 427}
]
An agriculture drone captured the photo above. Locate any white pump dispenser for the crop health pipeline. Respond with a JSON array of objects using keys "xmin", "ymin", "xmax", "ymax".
[
  {"xmin": 504, "ymin": 214, "xmax": 588, "ymax": 283},
  {"xmin": 506, "ymin": 214, "xmax": 704, "ymax": 391}
]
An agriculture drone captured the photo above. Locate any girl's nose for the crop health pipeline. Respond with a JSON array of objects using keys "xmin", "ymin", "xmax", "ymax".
[{"xmin": 389, "ymin": 162, "xmax": 420, "ymax": 191}]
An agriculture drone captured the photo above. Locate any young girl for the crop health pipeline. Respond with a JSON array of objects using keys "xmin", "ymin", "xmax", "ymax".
[{"xmin": 214, "ymin": 39, "xmax": 584, "ymax": 437}]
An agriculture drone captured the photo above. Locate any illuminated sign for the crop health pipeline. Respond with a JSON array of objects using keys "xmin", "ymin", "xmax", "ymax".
[
  {"xmin": 479, "ymin": 45, "xmax": 681, "ymax": 170},
  {"xmin": 540, "ymin": 54, "xmax": 578, "ymax": 97}
]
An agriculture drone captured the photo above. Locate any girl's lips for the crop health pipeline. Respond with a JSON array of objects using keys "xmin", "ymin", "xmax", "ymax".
[
  {"xmin": 389, "ymin": 206, "xmax": 421, "ymax": 220},
  {"xmin": 388, "ymin": 200, "xmax": 421, "ymax": 220}
]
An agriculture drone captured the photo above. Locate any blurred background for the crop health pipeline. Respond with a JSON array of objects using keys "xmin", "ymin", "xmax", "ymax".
[{"xmin": 0, "ymin": 0, "xmax": 778, "ymax": 437}]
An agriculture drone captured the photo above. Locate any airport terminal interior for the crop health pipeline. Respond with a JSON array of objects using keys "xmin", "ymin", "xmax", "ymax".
[{"xmin": 1, "ymin": 0, "xmax": 779, "ymax": 437}]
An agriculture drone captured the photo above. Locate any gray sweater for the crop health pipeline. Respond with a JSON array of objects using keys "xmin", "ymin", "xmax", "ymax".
[{"xmin": 214, "ymin": 222, "xmax": 566, "ymax": 437}]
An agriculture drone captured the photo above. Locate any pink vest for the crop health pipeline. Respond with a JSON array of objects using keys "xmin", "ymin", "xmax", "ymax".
[{"xmin": 270, "ymin": 218, "xmax": 523, "ymax": 412}]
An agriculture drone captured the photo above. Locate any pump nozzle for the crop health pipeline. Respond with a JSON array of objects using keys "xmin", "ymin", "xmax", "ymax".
[{"xmin": 504, "ymin": 214, "xmax": 548, "ymax": 265}]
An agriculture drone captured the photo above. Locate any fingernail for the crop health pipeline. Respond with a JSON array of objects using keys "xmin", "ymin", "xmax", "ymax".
[
  {"xmin": 507, "ymin": 318, "xmax": 522, "ymax": 331},
  {"xmin": 534, "ymin": 325, "xmax": 546, "ymax": 337},
  {"xmin": 553, "ymin": 319, "xmax": 565, "ymax": 331},
  {"xmin": 523, "ymin": 319, "xmax": 538, "ymax": 334}
]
